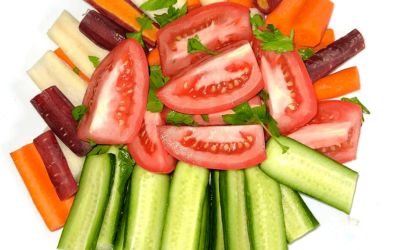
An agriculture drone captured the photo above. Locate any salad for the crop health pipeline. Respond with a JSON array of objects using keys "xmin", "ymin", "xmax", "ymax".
[{"xmin": 3, "ymin": 0, "xmax": 396, "ymax": 250}]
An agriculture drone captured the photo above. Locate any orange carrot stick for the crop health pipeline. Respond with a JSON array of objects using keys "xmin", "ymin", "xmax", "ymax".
[
  {"xmin": 54, "ymin": 48, "xmax": 91, "ymax": 83},
  {"xmin": 10, "ymin": 144, "xmax": 74, "ymax": 232},
  {"xmin": 147, "ymin": 48, "xmax": 161, "ymax": 66},
  {"xmin": 188, "ymin": 0, "xmax": 201, "ymax": 6},
  {"xmin": 265, "ymin": 0, "xmax": 307, "ymax": 37},
  {"xmin": 295, "ymin": 28, "xmax": 335, "ymax": 51},
  {"xmin": 228, "ymin": 0, "xmax": 253, "ymax": 8},
  {"xmin": 314, "ymin": 67, "xmax": 360, "ymax": 100},
  {"xmin": 293, "ymin": 0, "xmax": 334, "ymax": 47}
]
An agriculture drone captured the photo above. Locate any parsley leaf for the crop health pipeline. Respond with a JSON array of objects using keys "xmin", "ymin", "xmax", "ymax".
[
  {"xmin": 127, "ymin": 14, "xmax": 153, "ymax": 47},
  {"xmin": 82, "ymin": 9, "xmax": 91, "ymax": 16},
  {"xmin": 201, "ymin": 115, "xmax": 209, "ymax": 122},
  {"xmin": 254, "ymin": 24, "xmax": 294, "ymax": 54},
  {"xmin": 298, "ymin": 47, "xmax": 315, "ymax": 60},
  {"xmin": 73, "ymin": 67, "xmax": 79, "ymax": 74},
  {"xmin": 166, "ymin": 110, "xmax": 198, "ymax": 127},
  {"xmin": 154, "ymin": 2, "xmax": 187, "ymax": 28},
  {"xmin": 87, "ymin": 138, "xmax": 97, "ymax": 147},
  {"xmin": 222, "ymin": 102, "xmax": 289, "ymax": 154},
  {"xmin": 147, "ymin": 65, "xmax": 170, "ymax": 113},
  {"xmin": 86, "ymin": 145, "xmax": 110, "ymax": 156},
  {"xmin": 72, "ymin": 105, "xmax": 87, "ymax": 128},
  {"xmin": 187, "ymin": 35, "xmax": 221, "ymax": 56},
  {"xmin": 250, "ymin": 14, "xmax": 265, "ymax": 32},
  {"xmin": 258, "ymin": 89, "xmax": 270, "ymax": 101},
  {"xmin": 88, "ymin": 56, "xmax": 100, "ymax": 68},
  {"xmin": 117, "ymin": 147, "xmax": 135, "ymax": 191},
  {"xmin": 140, "ymin": 0, "xmax": 177, "ymax": 11},
  {"xmin": 341, "ymin": 97, "xmax": 370, "ymax": 122}
]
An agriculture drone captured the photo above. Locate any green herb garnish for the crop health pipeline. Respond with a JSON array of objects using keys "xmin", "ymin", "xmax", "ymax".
[
  {"xmin": 126, "ymin": 14, "xmax": 153, "ymax": 48},
  {"xmin": 166, "ymin": 110, "xmax": 198, "ymax": 127},
  {"xmin": 201, "ymin": 115, "xmax": 209, "ymax": 122},
  {"xmin": 254, "ymin": 24, "xmax": 294, "ymax": 54},
  {"xmin": 154, "ymin": 2, "xmax": 187, "ymax": 28},
  {"xmin": 250, "ymin": 14, "xmax": 265, "ymax": 32},
  {"xmin": 341, "ymin": 97, "xmax": 370, "ymax": 122},
  {"xmin": 147, "ymin": 65, "xmax": 170, "ymax": 113},
  {"xmin": 298, "ymin": 47, "xmax": 315, "ymax": 60},
  {"xmin": 88, "ymin": 56, "xmax": 100, "ymax": 68},
  {"xmin": 187, "ymin": 35, "xmax": 221, "ymax": 56},
  {"xmin": 86, "ymin": 145, "xmax": 110, "ymax": 156},
  {"xmin": 257, "ymin": 89, "xmax": 270, "ymax": 101},
  {"xmin": 72, "ymin": 105, "xmax": 88, "ymax": 128},
  {"xmin": 140, "ymin": 0, "xmax": 177, "ymax": 11}
]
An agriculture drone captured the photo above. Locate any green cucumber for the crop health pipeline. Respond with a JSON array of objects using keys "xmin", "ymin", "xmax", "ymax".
[
  {"xmin": 219, "ymin": 170, "xmax": 251, "ymax": 250},
  {"xmin": 96, "ymin": 147, "xmax": 134, "ymax": 250},
  {"xmin": 58, "ymin": 154, "xmax": 115, "ymax": 250},
  {"xmin": 280, "ymin": 184, "xmax": 319, "ymax": 243},
  {"xmin": 260, "ymin": 136, "xmax": 358, "ymax": 214},
  {"xmin": 123, "ymin": 164, "xmax": 170, "ymax": 250},
  {"xmin": 210, "ymin": 171, "xmax": 225, "ymax": 250},
  {"xmin": 198, "ymin": 185, "xmax": 211, "ymax": 250},
  {"xmin": 113, "ymin": 182, "xmax": 130, "ymax": 250},
  {"xmin": 161, "ymin": 161, "xmax": 209, "ymax": 250},
  {"xmin": 244, "ymin": 166, "xmax": 287, "ymax": 250}
]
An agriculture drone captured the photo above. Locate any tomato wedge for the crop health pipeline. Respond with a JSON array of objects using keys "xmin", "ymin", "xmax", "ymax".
[
  {"xmin": 157, "ymin": 2, "xmax": 253, "ymax": 77},
  {"xmin": 287, "ymin": 100, "xmax": 363, "ymax": 164},
  {"xmin": 158, "ymin": 125, "xmax": 267, "ymax": 169},
  {"xmin": 78, "ymin": 39, "xmax": 148, "ymax": 144},
  {"xmin": 128, "ymin": 111, "xmax": 176, "ymax": 173},
  {"xmin": 156, "ymin": 42, "xmax": 264, "ymax": 114}
]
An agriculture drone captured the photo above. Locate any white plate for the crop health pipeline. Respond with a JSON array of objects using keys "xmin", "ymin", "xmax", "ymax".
[{"xmin": 0, "ymin": 0, "xmax": 399, "ymax": 249}]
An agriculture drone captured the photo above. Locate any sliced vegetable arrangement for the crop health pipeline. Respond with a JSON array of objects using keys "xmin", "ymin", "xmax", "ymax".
[{"xmin": 11, "ymin": 0, "xmax": 369, "ymax": 249}]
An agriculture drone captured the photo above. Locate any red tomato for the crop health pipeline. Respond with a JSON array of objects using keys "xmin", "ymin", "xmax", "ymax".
[
  {"xmin": 157, "ymin": 2, "xmax": 253, "ymax": 77},
  {"xmin": 158, "ymin": 125, "xmax": 267, "ymax": 169},
  {"xmin": 78, "ymin": 39, "xmax": 148, "ymax": 144},
  {"xmin": 128, "ymin": 111, "xmax": 177, "ymax": 173},
  {"xmin": 156, "ymin": 42, "xmax": 264, "ymax": 114},
  {"xmin": 287, "ymin": 100, "xmax": 363, "ymax": 164}
]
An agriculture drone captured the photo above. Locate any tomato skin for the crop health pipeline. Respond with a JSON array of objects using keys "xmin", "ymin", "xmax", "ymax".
[
  {"xmin": 158, "ymin": 125, "xmax": 267, "ymax": 169},
  {"xmin": 78, "ymin": 39, "xmax": 148, "ymax": 144},
  {"xmin": 157, "ymin": 2, "xmax": 253, "ymax": 77},
  {"xmin": 287, "ymin": 100, "xmax": 363, "ymax": 164},
  {"xmin": 128, "ymin": 111, "xmax": 176, "ymax": 173}
]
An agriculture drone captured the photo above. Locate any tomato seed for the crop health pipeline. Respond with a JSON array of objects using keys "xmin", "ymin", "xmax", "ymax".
[
  {"xmin": 247, "ymin": 136, "xmax": 253, "ymax": 142},
  {"xmin": 244, "ymin": 142, "xmax": 250, "ymax": 148},
  {"xmin": 287, "ymin": 81, "xmax": 293, "ymax": 87},
  {"xmin": 221, "ymin": 87, "xmax": 227, "ymax": 94},
  {"xmin": 210, "ymin": 145, "xmax": 217, "ymax": 151},
  {"xmin": 234, "ymin": 80, "xmax": 240, "ymax": 86},
  {"xmin": 288, "ymin": 104, "xmax": 295, "ymax": 110}
]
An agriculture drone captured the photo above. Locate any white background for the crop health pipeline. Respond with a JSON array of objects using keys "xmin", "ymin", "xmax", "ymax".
[{"xmin": 0, "ymin": 0, "xmax": 399, "ymax": 249}]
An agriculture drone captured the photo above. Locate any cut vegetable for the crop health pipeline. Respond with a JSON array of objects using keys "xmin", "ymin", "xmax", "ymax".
[
  {"xmin": 210, "ymin": 171, "xmax": 225, "ymax": 250},
  {"xmin": 33, "ymin": 130, "xmax": 78, "ymax": 201},
  {"xmin": 58, "ymin": 154, "xmax": 115, "ymax": 250},
  {"xmin": 198, "ymin": 185, "xmax": 211, "ymax": 250},
  {"xmin": 260, "ymin": 136, "xmax": 358, "ymax": 214},
  {"xmin": 124, "ymin": 164, "xmax": 170, "ymax": 250},
  {"xmin": 31, "ymin": 86, "xmax": 92, "ymax": 157},
  {"xmin": 161, "ymin": 161, "xmax": 209, "ymax": 250},
  {"xmin": 305, "ymin": 29, "xmax": 365, "ymax": 83},
  {"xmin": 220, "ymin": 170, "xmax": 251, "ymax": 250},
  {"xmin": 244, "ymin": 166, "xmax": 287, "ymax": 250},
  {"xmin": 27, "ymin": 51, "xmax": 87, "ymax": 106},
  {"xmin": 313, "ymin": 28, "xmax": 335, "ymax": 51},
  {"xmin": 292, "ymin": 0, "xmax": 334, "ymax": 47},
  {"xmin": 48, "ymin": 10, "xmax": 108, "ymax": 78},
  {"xmin": 280, "ymin": 184, "xmax": 319, "ymax": 243},
  {"xmin": 147, "ymin": 47, "xmax": 161, "ymax": 65},
  {"xmin": 314, "ymin": 67, "xmax": 361, "ymax": 100},
  {"xmin": 113, "ymin": 181, "xmax": 130, "ymax": 250},
  {"xmin": 253, "ymin": 0, "xmax": 283, "ymax": 14},
  {"xmin": 229, "ymin": 0, "xmax": 253, "ymax": 8},
  {"xmin": 54, "ymin": 48, "xmax": 91, "ymax": 82},
  {"xmin": 79, "ymin": 10, "xmax": 128, "ymax": 51},
  {"xmin": 10, "ymin": 144, "xmax": 74, "ymax": 232},
  {"xmin": 129, "ymin": 0, "xmax": 187, "ymax": 22},
  {"xmin": 200, "ymin": 0, "xmax": 227, "ymax": 6}
]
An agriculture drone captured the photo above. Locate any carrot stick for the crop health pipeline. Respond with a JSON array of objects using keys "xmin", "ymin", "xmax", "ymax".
[
  {"xmin": 228, "ymin": 0, "xmax": 253, "ymax": 8},
  {"xmin": 10, "ymin": 144, "xmax": 74, "ymax": 232},
  {"xmin": 54, "ymin": 48, "xmax": 91, "ymax": 83},
  {"xmin": 147, "ymin": 48, "xmax": 161, "ymax": 66},
  {"xmin": 314, "ymin": 67, "xmax": 360, "ymax": 100},
  {"xmin": 265, "ymin": 0, "xmax": 307, "ymax": 37},
  {"xmin": 292, "ymin": 0, "xmax": 334, "ymax": 47},
  {"xmin": 188, "ymin": 0, "xmax": 201, "ymax": 6},
  {"xmin": 295, "ymin": 28, "xmax": 335, "ymax": 51}
]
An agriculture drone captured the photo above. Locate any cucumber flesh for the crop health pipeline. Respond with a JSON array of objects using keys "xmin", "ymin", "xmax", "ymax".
[
  {"xmin": 280, "ymin": 184, "xmax": 319, "ymax": 243},
  {"xmin": 58, "ymin": 154, "xmax": 115, "ymax": 250},
  {"xmin": 210, "ymin": 171, "xmax": 225, "ymax": 250},
  {"xmin": 244, "ymin": 166, "xmax": 287, "ymax": 250},
  {"xmin": 161, "ymin": 161, "xmax": 209, "ymax": 250},
  {"xmin": 113, "ymin": 181, "xmax": 130, "ymax": 250},
  {"xmin": 198, "ymin": 185, "xmax": 211, "ymax": 250},
  {"xmin": 96, "ymin": 146, "xmax": 133, "ymax": 250},
  {"xmin": 260, "ymin": 136, "xmax": 358, "ymax": 214},
  {"xmin": 124, "ymin": 164, "xmax": 170, "ymax": 250},
  {"xmin": 219, "ymin": 170, "xmax": 251, "ymax": 250}
]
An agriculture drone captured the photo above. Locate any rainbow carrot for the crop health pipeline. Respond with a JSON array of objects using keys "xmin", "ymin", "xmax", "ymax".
[
  {"xmin": 147, "ymin": 48, "xmax": 161, "ymax": 66},
  {"xmin": 54, "ymin": 48, "xmax": 91, "ymax": 82}
]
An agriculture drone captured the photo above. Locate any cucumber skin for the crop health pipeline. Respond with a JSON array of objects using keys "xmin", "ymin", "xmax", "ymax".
[
  {"xmin": 260, "ymin": 136, "xmax": 358, "ymax": 214},
  {"xmin": 198, "ymin": 185, "xmax": 211, "ymax": 250},
  {"xmin": 219, "ymin": 170, "xmax": 251, "ymax": 250},
  {"xmin": 244, "ymin": 166, "xmax": 287, "ymax": 250},
  {"xmin": 161, "ymin": 162, "xmax": 209, "ymax": 250},
  {"xmin": 280, "ymin": 184, "xmax": 319, "ymax": 243},
  {"xmin": 123, "ymin": 164, "xmax": 170, "ymax": 250},
  {"xmin": 113, "ymin": 180, "xmax": 131, "ymax": 250},
  {"xmin": 96, "ymin": 146, "xmax": 133, "ymax": 250},
  {"xmin": 58, "ymin": 154, "xmax": 115, "ymax": 250},
  {"xmin": 210, "ymin": 171, "xmax": 225, "ymax": 250}
]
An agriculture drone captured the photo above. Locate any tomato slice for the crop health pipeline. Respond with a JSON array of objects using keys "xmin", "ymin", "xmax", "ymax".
[
  {"xmin": 157, "ymin": 2, "xmax": 253, "ymax": 77},
  {"xmin": 78, "ymin": 39, "xmax": 148, "ymax": 144},
  {"xmin": 156, "ymin": 42, "xmax": 264, "ymax": 114},
  {"xmin": 287, "ymin": 100, "xmax": 363, "ymax": 164},
  {"xmin": 158, "ymin": 125, "xmax": 267, "ymax": 169},
  {"xmin": 128, "ymin": 111, "xmax": 177, "ymax": 173}
]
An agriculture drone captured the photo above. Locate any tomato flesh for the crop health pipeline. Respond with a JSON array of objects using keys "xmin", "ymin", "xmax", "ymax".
[
  {"xmin": 157, "ymin": 125, "xmax": 267, "ymax": 169},
  {"xmin": 128, "ymin": 111, "xmax": 176, "ymax": 173},
  {"xmin": 287, "ymin": 100, "xmax": 363, "ymax": 163},
  {"xmin": 78, "ymin": 39, "xmax": 148, "ymax": 144},
  {"xmin": 157, "ymin": 2, "xmax": 253, "ymax": 77}
]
